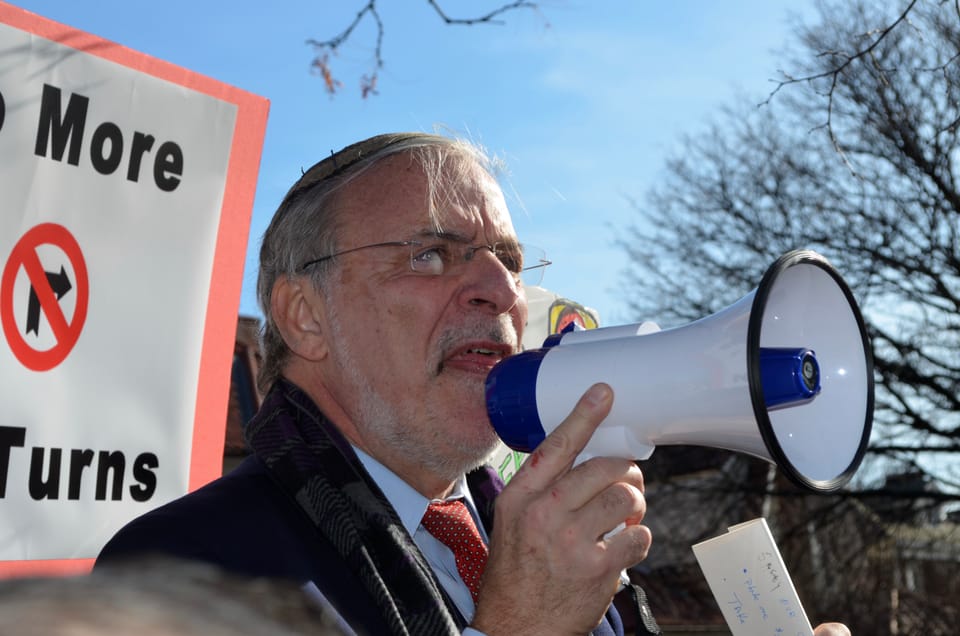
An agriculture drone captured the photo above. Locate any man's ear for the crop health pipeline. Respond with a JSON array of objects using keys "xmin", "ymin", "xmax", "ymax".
[{"xmin": 270, "ymin": 275, "xmax": 329, "ymax": 361}]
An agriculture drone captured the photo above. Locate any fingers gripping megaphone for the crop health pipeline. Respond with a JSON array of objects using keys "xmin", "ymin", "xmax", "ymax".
[{"xmin": 486, "ymin": 250, "xmax": 874, "ymax": 493}]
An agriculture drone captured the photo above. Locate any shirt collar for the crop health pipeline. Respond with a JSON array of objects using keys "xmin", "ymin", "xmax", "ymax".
[{"xmin": 353, "ymin": 446, "xmax": 475, "ymax": 536}]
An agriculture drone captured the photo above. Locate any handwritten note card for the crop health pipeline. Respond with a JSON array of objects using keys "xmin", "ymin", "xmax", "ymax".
[{"xmin": 692, "ymin": 518, "xmax": 813, "ymax": 636}]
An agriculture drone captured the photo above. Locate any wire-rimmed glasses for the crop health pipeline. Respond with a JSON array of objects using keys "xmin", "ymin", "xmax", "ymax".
[{"xmin": 298, "ymin": 237, "xmax": 551, "ymax": 286}]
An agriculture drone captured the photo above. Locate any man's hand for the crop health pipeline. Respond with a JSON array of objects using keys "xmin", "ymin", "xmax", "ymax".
[{"xmin": 472, "ymin": 383, "xmax": 651, "ymax": 636}]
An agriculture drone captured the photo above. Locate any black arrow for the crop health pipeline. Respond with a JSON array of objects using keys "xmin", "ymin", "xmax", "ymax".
[{"xmin": 26, "ymin": 266, "xmax": 73, "ymax": 336}]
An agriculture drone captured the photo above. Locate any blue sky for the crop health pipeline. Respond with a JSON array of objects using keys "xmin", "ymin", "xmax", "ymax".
[{"xmin": 14, "ymin": 0, "xmax": 816, "ymax": 325}]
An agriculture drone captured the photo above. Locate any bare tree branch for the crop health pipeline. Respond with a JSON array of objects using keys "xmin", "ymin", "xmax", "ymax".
[
  {"xmin": 871, "ymin": 445, "xmax": 960, "ymax": 453},
  {"xmin": 763, "ymin": 0, "xmax": 919, "ymax": 103},
  {"xmin": 425, "ymin": 0, "xmax": 539, "ymax": 25},
  {"xmin": 761, "ymin": 0, "xmax": 922, "ymax": 164},
  {"xmin": 306, "ymin": 0, "xmax": 542, "ymax": 97}
]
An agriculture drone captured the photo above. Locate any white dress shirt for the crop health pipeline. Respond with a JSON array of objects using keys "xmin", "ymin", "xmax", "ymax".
[{"xmin": 354, "ymin": 447, "xmax": 489, "ymax": 623}]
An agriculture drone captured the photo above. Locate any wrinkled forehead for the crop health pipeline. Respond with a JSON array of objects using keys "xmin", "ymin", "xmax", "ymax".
[{"xmin": 432, "ymin": 156, "xmax": 517, "ymax": 236}]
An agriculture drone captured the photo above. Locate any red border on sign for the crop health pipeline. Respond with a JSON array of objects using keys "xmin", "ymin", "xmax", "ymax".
[
  {"xmin": 0, "ymin": 2, "xmax": 269, "ymax": 577},
  {"xmin": 1, "ymin": 223, "xmax": 89, "ymax": 371}
]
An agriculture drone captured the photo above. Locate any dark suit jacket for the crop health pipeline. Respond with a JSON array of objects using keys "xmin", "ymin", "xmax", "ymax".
[{"xmin": 97, "ymin": 455, "xmax": 625, "ymax": 635}]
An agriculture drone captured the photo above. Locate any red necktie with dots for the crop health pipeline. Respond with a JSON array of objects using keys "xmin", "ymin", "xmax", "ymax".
[{"xmin": 421, "ymin": 499, "xmax": 489, "ymax": 603}]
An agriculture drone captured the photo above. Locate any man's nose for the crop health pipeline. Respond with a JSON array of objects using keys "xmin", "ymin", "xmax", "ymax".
[{"xmin": 456, "ymin": 247, "xmax": 523, "ymax": 315}]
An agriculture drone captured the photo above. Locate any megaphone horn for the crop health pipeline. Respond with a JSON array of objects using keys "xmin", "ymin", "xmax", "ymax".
[{"xmin": 486, "ymin": 250, "xmax": 874, "ymax": 493}]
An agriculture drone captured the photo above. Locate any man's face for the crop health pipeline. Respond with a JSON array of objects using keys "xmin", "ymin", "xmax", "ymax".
[{"xmin": 318, "ymin": 152, "xmax": 528, "ymax": 482}]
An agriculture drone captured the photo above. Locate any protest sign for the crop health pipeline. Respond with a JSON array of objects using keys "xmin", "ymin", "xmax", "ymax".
[{"xmin": 0, "ymin": 2, "xmax": 268, "ymax": 576}]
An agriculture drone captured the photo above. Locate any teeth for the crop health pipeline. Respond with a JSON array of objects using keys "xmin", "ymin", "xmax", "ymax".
[{"xmin": 468, "ymin": 348, "xmax": 497, "ymax": 356}]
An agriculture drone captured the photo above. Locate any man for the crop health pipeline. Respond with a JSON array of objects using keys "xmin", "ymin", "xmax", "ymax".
[{"xmin": 97, "ymin": 132, "xmax": 850, "ymax": 636}]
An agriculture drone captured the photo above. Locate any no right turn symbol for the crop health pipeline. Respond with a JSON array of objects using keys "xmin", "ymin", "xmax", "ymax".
[{"xmin": 1, "ymin": 223, "xmax": 89, "ymax": 371}]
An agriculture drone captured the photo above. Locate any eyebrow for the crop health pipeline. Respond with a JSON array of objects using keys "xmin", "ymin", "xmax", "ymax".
[
  {"xmin": 411, "ymin": 229, "xmax": 471, "ymax": 243},
  {"xmin": 413, "ymin": 229, "xmax": 521, "ymax": 249}
]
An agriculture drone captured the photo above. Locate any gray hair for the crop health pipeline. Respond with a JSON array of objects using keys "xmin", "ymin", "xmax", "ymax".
[
  {"xmin": 0, "ymin": 558, "xmax": 342, "ymax": 635},
  {"xmin": 256, "ymin": 132, "xmax": 503, "ymax": 392}
]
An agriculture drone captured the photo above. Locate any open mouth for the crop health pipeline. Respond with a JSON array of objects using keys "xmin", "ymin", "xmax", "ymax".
[
  {"xmin": 466, "ymin": 346, "xmax": 500, "ymax": 356},
  {"xmin": 442, "ymin": 342, "xmax": 512, "ymax": 374}
]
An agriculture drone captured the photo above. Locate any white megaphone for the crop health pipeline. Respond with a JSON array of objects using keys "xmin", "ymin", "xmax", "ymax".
[{"xmin": 486, "ymin": 250, "xmax": 873, "ymax": 493}]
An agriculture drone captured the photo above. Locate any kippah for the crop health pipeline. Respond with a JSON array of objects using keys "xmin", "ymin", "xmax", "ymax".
[{"xmin": 283, "ymin": 132, "xmax": 451, "ymax": 201}]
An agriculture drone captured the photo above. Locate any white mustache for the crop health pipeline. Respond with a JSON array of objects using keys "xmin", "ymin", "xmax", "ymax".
[{"xmin": 433, "ymin": 318, "xmax": 518, "ymax": 374}]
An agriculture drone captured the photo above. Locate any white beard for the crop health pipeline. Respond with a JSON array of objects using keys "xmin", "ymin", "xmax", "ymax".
[{"xmin": 322, "ymin": 290, "xmax": 501, "ymax": 483}]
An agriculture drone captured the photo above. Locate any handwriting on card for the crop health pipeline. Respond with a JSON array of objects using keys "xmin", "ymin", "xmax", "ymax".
[{"xmin": 692, "ymin": 518, "xmax": 813, "ymax": 636}]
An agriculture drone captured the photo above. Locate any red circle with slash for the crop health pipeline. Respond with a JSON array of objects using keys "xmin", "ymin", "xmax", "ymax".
[{"xmin": 1, "ymin": 223, "xmax": 89, "ymax": 371}]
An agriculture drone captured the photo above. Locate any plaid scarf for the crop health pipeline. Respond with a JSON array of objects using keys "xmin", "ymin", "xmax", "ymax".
[{"xmin": 244, "ymin": 379, "xmax": 463, "ymax": 635}]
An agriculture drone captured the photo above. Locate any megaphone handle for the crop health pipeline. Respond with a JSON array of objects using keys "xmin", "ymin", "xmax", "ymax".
[{"xmin": 604, "ymin": 521, "xmax": 627, "ymax": 539}]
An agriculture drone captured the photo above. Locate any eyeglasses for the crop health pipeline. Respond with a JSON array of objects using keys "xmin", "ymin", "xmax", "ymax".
[{"xmin": 298, "ymin": 237, "xmax": 551, "ymax": 286}]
